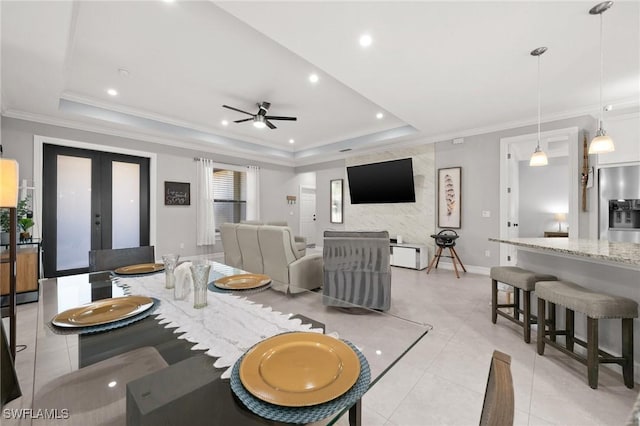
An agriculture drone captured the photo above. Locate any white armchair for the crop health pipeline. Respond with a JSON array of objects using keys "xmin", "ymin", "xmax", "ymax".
[{"xmin": 258, "ymin": 225, "xmax": 322, "ymax": 294}]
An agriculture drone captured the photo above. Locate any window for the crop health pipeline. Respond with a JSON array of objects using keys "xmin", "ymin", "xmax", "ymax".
[{"xmin": 213, "ymin": 169, "xmax": 246, "ymax": 231}]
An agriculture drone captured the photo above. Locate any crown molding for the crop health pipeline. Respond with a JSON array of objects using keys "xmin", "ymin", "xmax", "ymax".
[{"xmin": 2, "ymin": 109, "xmax": 296, "ymax": 167}]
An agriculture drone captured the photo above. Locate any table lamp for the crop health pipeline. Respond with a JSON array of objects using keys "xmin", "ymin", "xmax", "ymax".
[
  {"xmin": 1, "ymin": 156, "xmax": 19, "ymax": 358},
  {"xmin": 554, "ymin": 212, "xmax": 566, "ymax": 232}
]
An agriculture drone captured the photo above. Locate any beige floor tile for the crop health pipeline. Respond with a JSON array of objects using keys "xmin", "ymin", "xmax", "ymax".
[
  {"xmin": 363, "ymin": 362, "xmax": 425, "ymax": 419},
  {"xmin": 387, "ymin": 371, "xmax": 483, "ymax": 426},
  {"xmin": 4, "ymin": 263, "xmax": 637, "ymax": 426}
]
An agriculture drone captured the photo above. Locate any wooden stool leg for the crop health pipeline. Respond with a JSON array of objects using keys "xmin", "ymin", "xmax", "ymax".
[
  {"xmin": 513, "ymin": 289, "xmax": 521, "ymax": 321},
  {"xmin": 491, "ymin": 279, "xmax": 498, "ymax": 324},
  {"xmin": 426, "ymin": 247, "xmax": 442, "ymax": 274},
  {"xmin": 587, "ymin": 317, "xmax": 599, "ymax": 389},
  {"xmin": 523, "ymin": 290, "xmax": 531, "ymax": 343},
  {"xmin": 549, "ymin": 302, "xmax": 557, "ymax": 343},
  {"xmin": 622, "ymin": 318, "xmax": 634, "ymax": 389},
  {"xmin": 434, "ymin": 247, "xmax": 443, "ymax": 268},
  {"xmin": 448, "ymin": 248, "xmax": 460, "ymax": 279},
  {"xmin": 565, "ymin": 308, "xmax": 574, "ymax": 352},
  {"xmin": 450, "ymin": 247, "xmax": 467, "ymax": 272},
  {"xmin": 537, "ymin": 297, "xmax": 546, "ymax": 355}
]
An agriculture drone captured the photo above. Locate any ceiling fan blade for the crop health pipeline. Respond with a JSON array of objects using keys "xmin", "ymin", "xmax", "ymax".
[
  {"xmin": 234, "ymin": 118, "xmax": 253, "ymax": 123},
  {"xmin": 222, "ymin": 105, "xmax": 254, "ymax": 116},
  {"xmin": 264, "ymin": 116, "xmax": 297, "ymax": 121},
  {"xmin": 265, "ymin": 120, "xmax": 276, "ymax": 129}
]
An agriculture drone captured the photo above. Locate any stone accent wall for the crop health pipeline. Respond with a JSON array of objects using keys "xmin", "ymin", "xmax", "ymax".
[{"xmin": 344, "ymin": 145, "xmax": 435, "ymax": 247}]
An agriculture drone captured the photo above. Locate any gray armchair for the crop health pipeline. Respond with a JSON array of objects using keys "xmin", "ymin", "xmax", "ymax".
[{"xmin": 322, "ymin": 230, "xmax": 391, "ymax": 311}]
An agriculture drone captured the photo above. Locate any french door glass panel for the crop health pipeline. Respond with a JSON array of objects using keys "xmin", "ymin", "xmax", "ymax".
[
  {"xmin": 56, "ymin": 155, "xmax": 92, "ymax": 270},
  {"xmin": 111, "ymin": 161, "xmax": 140, "ymax": 249}
]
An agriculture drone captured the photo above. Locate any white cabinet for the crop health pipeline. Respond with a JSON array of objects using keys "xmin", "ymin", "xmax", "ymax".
[
  {"xmin": 597, "ymin": 112, "xmax": 640, "ymax": 165},
  {"xmin": 390, "ymin": 243, "xmax": 428, "ymax": 270}
]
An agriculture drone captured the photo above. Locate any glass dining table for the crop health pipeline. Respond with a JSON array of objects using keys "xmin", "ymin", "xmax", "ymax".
[{"xmin": 28, "ymin": 259, "xmax": 431, "ymax": 425}]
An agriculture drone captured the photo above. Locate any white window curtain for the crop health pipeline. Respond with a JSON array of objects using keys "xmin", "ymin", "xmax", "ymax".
[
  {"xmin": 196, "ymin": 158, "xmax": 216, "ymax": 246},
  {"xmin": 246, "ymin": 165, "xmax": 260, "ymax": 221}
]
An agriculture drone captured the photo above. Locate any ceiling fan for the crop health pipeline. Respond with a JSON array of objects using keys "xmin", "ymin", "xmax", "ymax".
[{"xmin": 222, "ymin": 101, "xmax": 297, "ymax": 129}]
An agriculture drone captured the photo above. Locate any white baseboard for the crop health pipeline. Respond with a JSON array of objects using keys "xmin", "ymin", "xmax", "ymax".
[{"xmin": 433, "ymin": 261, "xmax": 490, "ymax": 276}]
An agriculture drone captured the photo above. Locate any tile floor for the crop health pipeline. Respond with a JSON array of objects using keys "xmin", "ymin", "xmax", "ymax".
[{"xmin": 3, "ymin": 264, "xmax": 639, "ymax": 425}]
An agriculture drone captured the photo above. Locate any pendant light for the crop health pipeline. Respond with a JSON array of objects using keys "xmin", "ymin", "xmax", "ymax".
[
  {"xmin": 529, "ymin": 47, "xmax": 548, "ymax": 167},
  {"xmin": 588, "ymin": 1, "xmax": 615, "ymax": 154}
]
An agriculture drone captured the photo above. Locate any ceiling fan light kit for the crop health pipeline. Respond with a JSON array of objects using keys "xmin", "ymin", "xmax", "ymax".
[
  {"xmin": 222, "ymin": 101, "xmax": 297, "ymax": 130},
  {"xmin": 588, "ymin": 1, "xmax": 615, "ymax": 154}
]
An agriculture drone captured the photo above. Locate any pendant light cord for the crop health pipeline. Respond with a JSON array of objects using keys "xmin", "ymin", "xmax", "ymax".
[
  {"xmin": 537, "ymin": 54, "xmax": 541, "ymax": 148},
  {"xmin": 599, "ymin": 12, "xmax": 604, "ymax": 126}
]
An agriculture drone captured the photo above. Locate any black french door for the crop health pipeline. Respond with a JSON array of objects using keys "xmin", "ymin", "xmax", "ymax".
[{"xmin": 42, "ymin": 144, "xmax": 150, "ymax": 277}]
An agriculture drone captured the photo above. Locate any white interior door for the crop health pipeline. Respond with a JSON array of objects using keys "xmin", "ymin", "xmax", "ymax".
[
  {"xmin": 299, "ymin": 186, "xmax": 316, "ymax": 246},
  {"xmin": 500, "ymin": 127, "xmax": 579, "ymax": 266}
]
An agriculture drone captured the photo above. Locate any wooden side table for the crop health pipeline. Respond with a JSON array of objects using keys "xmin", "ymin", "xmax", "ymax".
[{"xmin": 543, "ymin": 232, "xmax": 568, "ymax": 238}]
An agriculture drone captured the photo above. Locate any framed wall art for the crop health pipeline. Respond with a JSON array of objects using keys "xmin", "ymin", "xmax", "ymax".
[
  {"xmin": 164, "ymin": 181, "xmax": 190, "ymax": 206},
  {"xmin": 437, "ymin": 167, "xmax": 461, "ymax": 228}
]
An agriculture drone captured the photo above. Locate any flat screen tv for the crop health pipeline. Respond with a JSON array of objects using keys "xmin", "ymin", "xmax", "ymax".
[{"xmin": 347, "ymin": 158, "xmax": 416, "ymax": 204}]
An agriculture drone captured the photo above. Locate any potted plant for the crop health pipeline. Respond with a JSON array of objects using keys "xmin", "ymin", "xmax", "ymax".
[
  {"xmin": 1, "ymin": 196, "xmax": 34, "ymax": 244},
  {"xmin": 18, "ymin": 217, "xmax": 34, "ymax": 242},
  {"xmin": 0, "ymin": 208, "xmax": 9, "ymax": 245}
]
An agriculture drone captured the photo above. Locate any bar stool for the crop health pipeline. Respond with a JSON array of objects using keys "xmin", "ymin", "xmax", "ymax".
[
  {"xmin": 426, "ymin": 229, "xmax": 466, "ymax": 278},
  {"xmin": 536, "ymin": 280, "xmax": 637, "ymax": 389},
  {"xmin": 490, "ymin": 266, "xmax": 557, "ymax": 343}
]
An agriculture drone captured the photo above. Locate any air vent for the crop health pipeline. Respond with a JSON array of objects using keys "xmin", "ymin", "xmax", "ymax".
[{"xmin": 339, "ymin": 148, "xmax": 352, "ymax": 152}]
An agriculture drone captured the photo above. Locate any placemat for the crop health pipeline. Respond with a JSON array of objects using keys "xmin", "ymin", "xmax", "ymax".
[
  {"xmin": 47, "ymin": 298, "xmax": 160, "ymax": 335},
  {"xmin": 230, "ymin": 338, "xmax": 371, "ymax": 424}
]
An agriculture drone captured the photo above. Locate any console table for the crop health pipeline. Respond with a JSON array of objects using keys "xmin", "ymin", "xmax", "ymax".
[
  {"xmin": 390, "ymin": 242, "xmax": 428, "ymax": 270},
  {"xmin": 1, "ymin": 239, "xmax": 41, "ymax": 312}
]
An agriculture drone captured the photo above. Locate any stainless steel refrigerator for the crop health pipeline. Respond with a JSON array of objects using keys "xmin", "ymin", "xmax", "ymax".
[{"xmin": 599, "ymin": 165, "xmax": 640, "ymax": 243}]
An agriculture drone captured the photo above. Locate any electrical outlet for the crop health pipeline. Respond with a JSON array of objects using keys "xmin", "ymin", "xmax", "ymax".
[
  {"xmin": 482, "ymin": 210, "xmax": 491, "ymax": 218},
  {"xmin": 179, "ymin": 243, "xmax": 185, "ymax": 249},
  {"xmin": 485, "ymin": 250, "xmax": 491, "ymax": 257}
]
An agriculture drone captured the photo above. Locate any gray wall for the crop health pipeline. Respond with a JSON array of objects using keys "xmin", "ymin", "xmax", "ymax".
[
  {"xmin": 518, "ymin": 156, "xmax": 569, "ymax": 237},
  {"xmin": 435, "ymin": 115, "xmax": 597, "ymax": 269},
  {"xmin": 1, "ymin": 117, "xmax": 297, "ymax": 259},
  {"xmin": 3, "ymin": 113, "xmax": 599, "ymax": 272}
]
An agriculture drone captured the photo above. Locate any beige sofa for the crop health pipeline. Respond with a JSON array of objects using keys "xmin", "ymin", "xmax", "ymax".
[
  {"xmin": 240, "ymin": 220, "xmax": 306, "ymax": 257},
  {"xmin": 219, "ymin": 223, "xmax": 322, "ymax": 294}
]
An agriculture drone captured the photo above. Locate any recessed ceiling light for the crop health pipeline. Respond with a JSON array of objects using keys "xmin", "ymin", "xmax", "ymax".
[
  {"xmin": 289, "ymin": 139, "xmax": 295, "ymax": 144},
  {"xmin": 163, "ymin": 0, "xmax": 175, "ymax": 3},
  {"xmin": 309, "ymin": 74, "xmax": 319, "ymax": 83},
  {"xmin": 221, "ymin": 120, "xmax": 229, "ymax": 126},
  {"xmin": 376, "ymin": 112, "xmax": 384, "ymax": 119},
  {"xmin": 359, "ymin": 34, "xmax": 373, "ymax": 47},
  {"xmin": 107, "ymin": 88, "xmax": 118, "ymax": 96}
]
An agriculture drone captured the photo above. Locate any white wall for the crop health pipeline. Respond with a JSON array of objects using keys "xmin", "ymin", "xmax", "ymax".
[
  {"xmin": 259, "ymin": 168, "xmax": 298, "ymax": 232},
  {"xmin": 518, "ymin": 156, "xmax": 569, "ymax": 237}
]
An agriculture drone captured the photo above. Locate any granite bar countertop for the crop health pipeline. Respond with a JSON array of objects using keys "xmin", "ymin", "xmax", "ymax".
[{"xmin": 488, "ymin": 237, "xmax": 640, "ymax": 267}]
